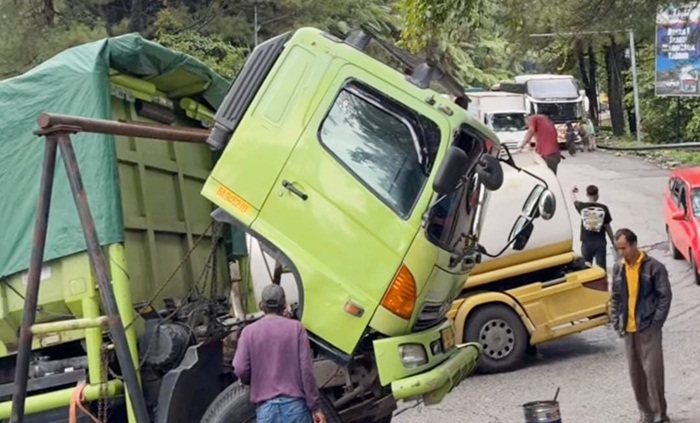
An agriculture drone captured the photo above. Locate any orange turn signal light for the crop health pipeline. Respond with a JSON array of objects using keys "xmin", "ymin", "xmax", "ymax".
[
  {"xmin": 380, "ymin": 264, "xmax": 417, "ymax": 320},
  {"xmin": 344, "ymin": 300, "xmax": 365, "ymax": 317}
]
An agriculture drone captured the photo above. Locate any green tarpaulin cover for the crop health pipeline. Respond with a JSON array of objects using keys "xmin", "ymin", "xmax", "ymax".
[{"xmin": 0, "ymin": 33, "xmax": 233, "ymax": 278}]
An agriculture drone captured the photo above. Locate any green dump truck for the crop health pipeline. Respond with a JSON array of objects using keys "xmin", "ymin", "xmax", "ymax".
[{"xmin": 1, "ymin": 27, "xmax": 557, "ymax": 423}]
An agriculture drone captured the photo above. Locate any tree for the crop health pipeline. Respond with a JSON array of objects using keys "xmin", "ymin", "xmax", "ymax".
[
  {"xmin": 0, "ymin": 0, "xmax": 109, "ymax": 78},
  {"xmin": 152, "ymin": 8, "xmax": 248, "ymax": 79},
  {"xmin": 396, "ymin": 0, "xmax": 521, "ymax": 87},
  {"xmin": 398, "ymin": 0, "xmax": 482, "ymax": 53}
]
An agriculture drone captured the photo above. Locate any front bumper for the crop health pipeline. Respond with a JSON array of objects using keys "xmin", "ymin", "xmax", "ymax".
[
  {"xmin": 391, "ymin": 343, "xmax": 481, "ymax": 405},
  {"xmin": 373, "ymin": 320, "xmax": 481, "ymax": 406}
]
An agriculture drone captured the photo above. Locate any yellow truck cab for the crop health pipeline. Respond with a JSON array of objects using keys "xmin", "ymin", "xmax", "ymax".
[{"xmin": 449, "ymin": 151, "xmax": 611, "ymax": 373}]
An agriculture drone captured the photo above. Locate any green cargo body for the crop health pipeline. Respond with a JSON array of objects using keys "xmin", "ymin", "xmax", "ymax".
[{"xmin": 0, "ymin": 34, "xmax": 240, "ymax": 359}]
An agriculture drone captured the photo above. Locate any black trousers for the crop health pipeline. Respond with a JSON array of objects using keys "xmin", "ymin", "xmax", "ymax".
[
  {"xmin": 582, "ymin": 242, "xmax": 607, "ymax": 270},
  {"xmin": 543, "ymin": 153, "xmax": 561, "ymax": 174}
]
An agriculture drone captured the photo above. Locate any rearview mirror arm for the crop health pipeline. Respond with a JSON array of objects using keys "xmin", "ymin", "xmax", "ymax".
[
  {"xmin": 477, "ymin": 215, "xmax": 536, "ymax": 258},
  {"xmin": 498, "ymin": 146, "xmax": 548, "ymax": 190},
  {"xmin": 477, "ymin": 232, "xmax": 520, "ymax": 258}
]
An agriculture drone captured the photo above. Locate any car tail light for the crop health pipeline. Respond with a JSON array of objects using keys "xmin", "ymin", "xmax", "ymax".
[
  {"xmin": 381, "ymin": 264, "xmax": 417, "ymax": 320},
  {"xmin": 583, "ymin": 277, "xmax": 609, "ymax": 292}
]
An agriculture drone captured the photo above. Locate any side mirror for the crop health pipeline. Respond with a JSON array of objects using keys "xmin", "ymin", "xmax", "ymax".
[
  {"xmin": 476, "ymin": 155, "xmax": 504, "ymax": 191},
  {"xmin": 433, "ymin": 146, "xmax": 469, "ymax": 195},
  {"xmin": 522, "ymin": 185, "xmax": 545, "ymax": 217},
  {"xmin": 522, "ymin": 184, "xmax": 556, "ymax": 220},
  {"xmin": 671, "ymin": 210, "xmax": 686, "ymax": 221},
  {"xmin": 508, "ymin": 216, "xmax": 534, "ymax": 251},
  {"xmin": 538, "ymin": 190, "xmax": 556, "ymax": 220}
]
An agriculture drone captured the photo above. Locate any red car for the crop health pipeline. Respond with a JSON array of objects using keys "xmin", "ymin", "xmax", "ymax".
[{"xmin": 665, "ymin": 167, "xmax": 700, "ymax": 285}]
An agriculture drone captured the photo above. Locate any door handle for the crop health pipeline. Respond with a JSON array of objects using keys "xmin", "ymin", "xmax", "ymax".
[{"xmin": 282, "ymin": 180, "xmax": 308, "ymax": 201}]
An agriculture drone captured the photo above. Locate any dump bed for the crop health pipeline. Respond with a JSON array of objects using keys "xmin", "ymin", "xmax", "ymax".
[{"xmin": 0, "ymin": 34, "xmax": 242, "ymax": 357}]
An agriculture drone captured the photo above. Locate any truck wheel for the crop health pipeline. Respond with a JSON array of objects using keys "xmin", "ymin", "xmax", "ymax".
[
  {"xmin": 465, "ymin": 305, "xmax": 528, "ymax": 374},
  {"xmin": 200, "ymin": 381, "xmax": 341, "ymax": 423},
  {"xmin": 667, "ymin": 228, "xmax": 682, "ymax": 260}
]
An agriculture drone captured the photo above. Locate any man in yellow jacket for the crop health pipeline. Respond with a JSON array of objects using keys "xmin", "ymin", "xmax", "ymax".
[{"xmin": 611, "ymin": 229, "xmax": 672, "ymax": 423}]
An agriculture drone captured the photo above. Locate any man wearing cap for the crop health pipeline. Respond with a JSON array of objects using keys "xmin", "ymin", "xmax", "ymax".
[{"xmin": 233, "ymin": 284, "xmax": 327, "ymax": 423}]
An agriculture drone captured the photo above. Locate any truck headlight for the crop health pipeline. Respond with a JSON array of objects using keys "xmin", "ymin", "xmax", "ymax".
[{"xmin": 399, "ymin": 343, "xmax": 428, "ymax": 369}]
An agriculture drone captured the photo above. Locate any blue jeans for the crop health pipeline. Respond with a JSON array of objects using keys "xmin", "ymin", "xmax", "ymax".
[{"xmin": 256, "ymin": 396, "xmax": 312, "ymax": 423}]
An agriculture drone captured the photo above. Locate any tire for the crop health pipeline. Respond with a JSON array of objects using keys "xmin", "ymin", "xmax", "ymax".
[
  {"xmin": 667, "ymin": 228, "xmax": 683, "ymax": 260},
  {"xmin": 200, "ymin": 382, "xmax": 341, "ymax": 423},
  {"xmin": 465, "ymin": 304, "xmax": 528, "ymax": 374},
  {"xmin": 691, "ymin": 252, "xmax": 700, "ymax": 286}
]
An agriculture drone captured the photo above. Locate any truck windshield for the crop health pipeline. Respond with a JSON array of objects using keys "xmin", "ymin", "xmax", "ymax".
[
  {"xmin": 491, "ymin": 113, "xmax": 527, "ymax": 132},
  {"xmin": 526, "ymin": 79, "xmax": 579, "ymax": 99},
  {"xmin": 534, "ymin": 102, "xmax": 580, "ymax": 124}
]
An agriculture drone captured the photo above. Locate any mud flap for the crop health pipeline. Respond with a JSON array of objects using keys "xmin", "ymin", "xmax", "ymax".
[{"xmin": 155, "ymin": 340, "xmax": 225, "ymax": 423}]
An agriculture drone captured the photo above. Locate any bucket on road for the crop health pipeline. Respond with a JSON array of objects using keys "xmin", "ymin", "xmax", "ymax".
[{"xmin": 522, "ymin": 400, "xmax": 562, "ymax": 423}]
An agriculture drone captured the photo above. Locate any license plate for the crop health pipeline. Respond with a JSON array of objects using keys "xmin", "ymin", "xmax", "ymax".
[{"xmin": 441, "ymin": 327, "xmax": 455, "ymax": 352}]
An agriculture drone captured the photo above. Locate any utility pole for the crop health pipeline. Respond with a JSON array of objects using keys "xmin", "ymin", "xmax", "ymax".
[
  {"xmin": 629, "ymin": 29, "xmax": 642, "ymax": 144},
  {"xmin": 252, "ymin": 2, "xmax": 290, "ymax": 47},
  {"xmin": 254, "ymin": 5, "xmax": 259, "ymax": 47},
  {"xmin": 530, "ymin": 29, "xmax": 642, "ymax": 144}
]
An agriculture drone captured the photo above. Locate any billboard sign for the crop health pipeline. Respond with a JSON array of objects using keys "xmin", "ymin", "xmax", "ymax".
[{"xmin": 656, "ymin": 3, "xmax": 700, "ymax": 96}]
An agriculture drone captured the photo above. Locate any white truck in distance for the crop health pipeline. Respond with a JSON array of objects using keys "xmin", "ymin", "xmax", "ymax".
[
  {"xmin": 464, "ymin": 91, "xmax": 529, "ymax": 152},
  {"xmin": 494, "ymin": 74, "xmax": 589, "ymax": 147}
]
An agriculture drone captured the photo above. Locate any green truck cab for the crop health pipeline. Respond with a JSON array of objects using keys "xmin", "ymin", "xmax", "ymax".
[{"xmin": 200, "ymin": 27, "xmax": 556, "ymax": 422}]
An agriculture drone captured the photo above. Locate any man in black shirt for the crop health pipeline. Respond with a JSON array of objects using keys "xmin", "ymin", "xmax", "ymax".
[{"xmin": 571, "ymin": 185, "xmax": 615, "ymax": 271}]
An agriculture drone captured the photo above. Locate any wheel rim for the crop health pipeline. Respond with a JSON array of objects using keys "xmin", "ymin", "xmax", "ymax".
[{"xmin": 479, "ymin": 318, "xmax": 515, "ymax": 360}]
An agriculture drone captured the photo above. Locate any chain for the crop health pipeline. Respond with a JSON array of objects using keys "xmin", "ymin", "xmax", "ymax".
[
  {"xmin": 124, "ymin": 221, "xmax": 214, "ymax": 331},
  {"xmin": 209, "ymin": 221, "xmax": 221, "ymax": 299},
  {"xmin": 157, "ymin": 222, "xmax": 223, "ymax": 324},
  {"xmin": 98, "ymin": 345, "xmax": 109, "ymax": 422},
  {"xmin": 193, "ymin": 221, "xmax": 221, "ymax": 299}
]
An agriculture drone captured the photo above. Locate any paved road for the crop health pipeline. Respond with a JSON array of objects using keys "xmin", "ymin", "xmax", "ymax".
[{"xmin": 394, "ymin": 152, "xmax": 700, "ymax": 423}]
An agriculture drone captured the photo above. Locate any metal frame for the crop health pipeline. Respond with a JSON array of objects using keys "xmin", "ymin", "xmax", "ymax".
[{"xmin": 11, "ymin": 113, "xmax": 209, "ymax": 423}]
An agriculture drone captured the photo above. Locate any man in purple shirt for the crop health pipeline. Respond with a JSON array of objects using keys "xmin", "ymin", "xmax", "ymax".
[{"xmin": 233, "ymin": 284, "xmax": 327, "ymax": 423}]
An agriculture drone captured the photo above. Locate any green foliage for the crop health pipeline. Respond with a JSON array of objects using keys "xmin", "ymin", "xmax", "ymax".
[
  {"xmin": 153, "ymin": 9, "xmax": 247, "ymax": 80},
  {"xmin": 396, "ymin": 0, "xmax": 519, "ymax": 87},
  {"xmin": 398, "ymin": 0, "xmax": 482, "ymax": 52},
  {"xmin": 0, "ymin": 0, "xmax": 109, "ymax": 78},
  {"xmin": 0, "ymin": 0, "xmax": 683, "ymax": 141}
]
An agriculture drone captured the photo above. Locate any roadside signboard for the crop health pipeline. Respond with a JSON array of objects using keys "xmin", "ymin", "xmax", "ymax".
[{"xmin": 656, "ymin": 3, "xmax": 700, "ymax": 96}]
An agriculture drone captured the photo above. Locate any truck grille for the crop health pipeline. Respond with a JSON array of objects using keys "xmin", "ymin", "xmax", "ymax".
[
  {"xmin": 206, "ymin": 32, "xmax": 292, "ymax": 150},
  {"xmin": 412, "ymin": 301, "xmax": 448, "ymax": 332}
]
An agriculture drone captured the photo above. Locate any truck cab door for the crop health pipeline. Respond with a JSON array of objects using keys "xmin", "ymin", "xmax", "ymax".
[{"xmin": 251, "ymin": 65, "xmax": 447, "ymax": 355}]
